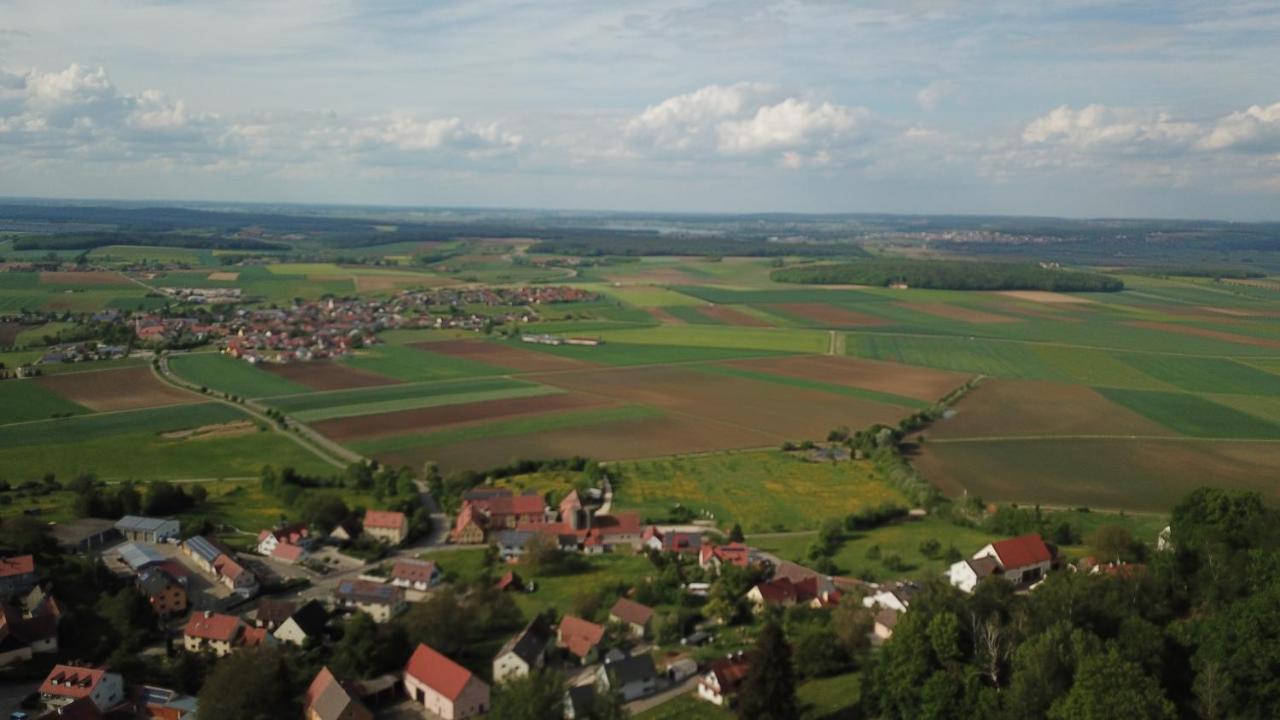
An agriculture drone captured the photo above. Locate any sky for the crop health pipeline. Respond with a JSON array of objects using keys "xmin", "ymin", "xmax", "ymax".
[{"xmin": 0, "ymin": 0, "xmax": 1278, "ymax": 220}]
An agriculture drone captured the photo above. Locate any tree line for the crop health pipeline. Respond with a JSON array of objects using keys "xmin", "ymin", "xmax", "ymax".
[{"xmin": 772, "ymin": 258, "xmax": 1124, "ymax": 292}]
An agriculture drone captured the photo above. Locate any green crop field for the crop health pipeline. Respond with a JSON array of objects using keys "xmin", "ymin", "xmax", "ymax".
[
  {"xmin": 612, "ymin": 450, "xmax": 906, "ymax": 533},
  {"xmin": 0, "ymin": 402, "xmax": 244, "ymax": 449},
  {"xmin": 590, "ymin": 325, "xmax": 829, "ymax": 353},
  {"xmin": 695, "ymin": 364, "xmax": 928, "ymax": 409},
  {"xmin": 1096, "ymin": 388, "xmax": 1280, "ymax": 438},
  {"xmin": 170, "ymin": 353, "xmax": 310, "ymax": 398},
  {"xmin": 519, "ymin": 340, "xmax": 797, "ymax": 366},
  {"xmin": 290, "ymin": 384, "xmax": 561, "ymax": 422},
  {"xmin": 0, "ymin": 380, "xmax": 89, "ymax": 424},
  {"xmin": 1114, "ymin": 354, "xmax": 1280, "ymax": 395},
  {"xmin": 849, "ymin": 334, "xmax": 1068, "ymax": 380},
  {"xmin": 266, "ymin": 377, "xmax": 542, "ymax": 412},
  {"xmin": 341, "ymin": 344, "xmax": 508, "ymax": 382}
]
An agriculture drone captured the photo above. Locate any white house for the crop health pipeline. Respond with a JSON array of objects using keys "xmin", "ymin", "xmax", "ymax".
[
  {"xmin": 39, "ymin": 665, "xmax": 125, "ymax": 711},
  {"xmin": 861, "ymin": 581, "xmax": 918, "ymax": 612},
  {"xmin": 404, "ymin": 644, "xmax": 490, "ymax": 720},
  {"xmin": 492, "ymin": 617, "xmax": 552, "ymax": 683},
  {"xmin": 948, "ymin": 533, "xmax": 1054, "ymax": 593}
]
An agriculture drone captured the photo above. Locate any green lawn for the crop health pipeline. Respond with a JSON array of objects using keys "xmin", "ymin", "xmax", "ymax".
[
  {"xmin": 341, "ymin": 344, "xmax": 507, "ymax": 382},
  {"xmin": 170, "ymin": 353, "xmax": 309, "ymax": 398},
  {"xmin": 1097, "ymin": 388, "xmax": 1280, "ymax": 438},
  {"xmin": 613, "ymin": 451, "xmax": 906, "ymax": 534},
  {"xmin": 0, "ymin": 380, "xmax": 89, "ymax": 424},
  {"xmin": 635, "ymin": 696, "xmax": 731, "ymax": 720},
  {"xmin": 632, "ymin": 672, "xmax": 860, "ymax": 719}
]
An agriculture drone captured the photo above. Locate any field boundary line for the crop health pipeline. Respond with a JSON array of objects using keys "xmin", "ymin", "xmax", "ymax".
[
  {"xmin": 926, "ymin": 434, "xmax": 1280, "ymax": 444},
  {"xmin": 845, "ymin": 328, "xmax": 1279, "ymax": 361}
]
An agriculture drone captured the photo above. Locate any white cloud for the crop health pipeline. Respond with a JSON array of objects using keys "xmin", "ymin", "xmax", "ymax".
[
  {"xmin": 1022, "ymin": 104, "xmax": 1199, "ymax": 150},
  {"xmin": 625, "ymin": 82, "xmax": 775, "ymax": 151},
  {"xmin": 1198, "ymin": 101, "xmax": 1280, "ymax": 152},
  {"xmin": 717, "ymin": 98, "xmax": 862, "ymax": 154}
]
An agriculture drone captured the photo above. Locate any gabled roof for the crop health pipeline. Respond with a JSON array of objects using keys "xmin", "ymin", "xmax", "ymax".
[
  {"xmin": 706, "ymin": 654, "xmax": 751, "ymax": 695},
  {"xmin": 115, "ymin": 515, "xmax": 177, "ymax": 533},
  {"xmin": 988, "ymin": 534, "xmax": 1052, "ymax": 570},
  {"xmin": 391, "ymin": 558, "xmax": 437, "ymax": 584},
  {"xmin": 0, "ymin": 555, "xmax": 34, "ymax": 578},
  {"xmin": 117, "ymin": 542, "xmax": 166, "ymax": 571},
  {"xmin": 364, "ymin": 510, "xmax": 407, "ymax": 531},
  {"xmin": 255, "ymin": 599, "xmax": 297, "ymax": 628},
  {"xmin": 39, "ymin": 665, "xmax": 109, "ymax": 699},
  {"xmin": 496, "ymin": 616, "xmax": 552, "ymax": 665},
  {"xmin": 487, "ymin": 494, "xmax": 546, "ymax": 517},
  {"xmin": 271, "ymin": 543, "xmax": 305, "ymax": 562},
  {"xmin": 966, "ymin": 556, "xmax": 1001, "ymax": 579},
  {"xmin": 605, "ymin": 653, "xmax": 657, "ymax": 686},
  {"xmin": 405, "ymin": 643, "xmax": 482, "ymax": 701},
  {"xmin": 306, "ymin": 666, "xmax": 369, "ymax": 720},
  {"xmin": 558, "ymin": 615, "xmax": 605, "ymax": 659},
  {"xmin": 182, "ymin": 535, "xmax": 224, "ymax": 564},
  {"xmin": 335, "ymin": 579, "xmax": 403, "ymax": 605},
  {"xmin": 875, "ymin": 608, "xmax": 899, "ymax": 630},
  {"xmin": 609, "ymin": 598, "xmax": 653, "ymax": 627},
  {"xmin": 137, "ymin": 567, "xmax": 181, "ymax": 598},
  {"xmin": 288, "ymin": 600, "xmax": 330, "ymax": 637},
  {"xmin": 184, "ymin": 612, "xmax": 241, "ymax": 642},
  {"xmin": 495, "ymin": 571, "xmax": 524, "ymax": 591}
]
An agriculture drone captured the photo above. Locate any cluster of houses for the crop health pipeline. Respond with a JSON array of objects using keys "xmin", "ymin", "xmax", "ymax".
[
  {"xmin": 158, "ymin": 287, "xmax": 244, "ymax": 303},
  {"xmin": 451, "ymin": 489, "xmax": 644, "ymax": 558},
  {"xmin": 518, "ymin": 334, "xmax": 603, "ymax": 347}
]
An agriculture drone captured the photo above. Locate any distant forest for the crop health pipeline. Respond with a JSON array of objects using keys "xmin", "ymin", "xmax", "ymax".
[
  {"xmin": 528, "ymin": 237, "xmax": 867, "ymax": 258},
  {"xmin": 772, "ymin": 259, "xmax": 1125, "ymax": 292},
  {"xmin": 12, "ymin": 232, "xmax": 290, "ymax": 252}
]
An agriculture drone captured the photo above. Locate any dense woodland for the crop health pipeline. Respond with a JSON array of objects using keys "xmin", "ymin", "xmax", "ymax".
[
  {"xmin": 772, "ymin": 259, "xmax": 1125, "ymax": 292},
  {"xmin": 527, "ymin": 236, "xmax": 867, "ymax": 258}
]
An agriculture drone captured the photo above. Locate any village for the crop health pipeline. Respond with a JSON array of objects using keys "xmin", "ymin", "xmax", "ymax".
[{"xmin": 0, "ymin": 464, "xmax": 1150, "ymax": 720}]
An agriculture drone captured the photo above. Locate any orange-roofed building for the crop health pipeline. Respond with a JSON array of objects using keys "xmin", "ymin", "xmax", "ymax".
[
  {"xmin": 557, "ymin": 615, "xmax": 605, "ymax": 664},
  {"xmin": 403, "ymin": 644, "xmax": 490, "ymax": 720},
  {"xmin": 305, "ymin": 666, "xmax": 372, "ymax": 720},
  {"xmin": 364, "ymin": 510, "xmax": 409, "ymax": 545},
  {"xmin": 183, "ymin": 612, "xmax": 242, "ymax": 656},
  {"xmin": 39, "ymin": 664, "xmax": 125, "ymax": 711},
  {"xmin": 450, "ymin": 502, "xmax": 487, "ymax": 545}
]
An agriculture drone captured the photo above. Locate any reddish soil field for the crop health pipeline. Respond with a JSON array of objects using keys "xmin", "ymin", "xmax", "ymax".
[
  {"xmin": 0, "ymin": 322, "xmax": 22, "ymax": 347},
  {"xmin": 39, "ymin": 271, "xmax": 130, "ymax": 285},
  {"xmin": 899, "ymin": 302, "xmax": 1020, "ymax": 324},
  {"xmin": 696, "ymin": 305, "xmax": 772, "ymax": 327},
  {"xmin": 36, "ymin": 366, "xmax": 197, "ymax": 412},
  {"xmin": 1125, "ymin": 321, "xmax": 1280, "ymax": 350},
  {"xmin": 313, "ymin": 392, "xmax": 612, "ymax": 442},
  {"xmin": 412, "ymin": 340, "xmax": 596, "ymax": 372},
  {"xmin": 378, "ymin": 414, "xmax": 779, "ymax": 472},
  {"xmin": 767, "ymin": 303, "xmax": 888, "ymax": 327},
  {"xmin": 646, "ymin": 307, "xmax": 686, "ymax": 325},
  {"xmin": 530, "ymin": 366, "xmax": 906, "ymax": 440},
  {"xmin": 726, "ymin": 356, "xmax": 971, "ymax": 401},
  {"xmin": 259, "ymin": 361, "xmax": 400, "ymax": 391},
  {"xmin": 925, "ymin": 379, "xmax": 1175, "ymax": 440}
]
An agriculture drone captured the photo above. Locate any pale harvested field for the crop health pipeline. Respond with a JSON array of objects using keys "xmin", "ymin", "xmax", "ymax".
[
  {"xmin": 313, "ymin": 392, "xmax": 612, "ymax": 442},
  {"xmin": 530, "ymin": 365, "xmax": 907, "ymax": 440},
  {"xmin": 726, "ymin": 355, "xmax": 971, "ymax": 401},
  {"xmin": 926, "ymin": 379, "xmax": 1176, "ymax": 439},
  {"xmin": 1125, "ymin": 321, "xmax": 1280, "ymax": 350},
  {"xmin": 379, "ymin": 413, "xmax": 779, "ymax": 472},
  {"xmin": 697, "ymin": 305, "xmax": 772, "ymax": 327},
  {"xmin": 259, "ymin": 360, "xmax": 399, "ymax": 391},
  {"xmin": 994, "ymin": 290, "xmax": 1096, "ymax": 304},
  {"xmin": 900, "ymin": 302, "xmax": 1020, "ymax": 324},
  {"xmin": 40, "ymin": 271, "xmax": 130, "ymax": 285},
  {"xmin": 207, "ymin": 272, "xmax": 239, "ymax": 281},
  {"xmin": 769, "ymin": 303, "xmax": 889, "ymax": 327},
  {"xmin": 36, "ymin": 366, "xmax": 197, "ymax": 411},
  {"xmin": 412, "ymin": 340, "xmax": 596, "ymax": 372}
]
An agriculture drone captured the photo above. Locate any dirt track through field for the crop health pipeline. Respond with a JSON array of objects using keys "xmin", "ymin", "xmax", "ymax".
[
  {"xmin": 312, "ymin": 392, "xmax": 614, "ymax": 442},
  {"xmin": 726, "ymin": 355, "xmax": 971, "ymax": 402},
  {"xmin": 259, "ymin": 360, "xmax": 400, "ymax": 391},
  {"xmin": 37, "ymin": 366, "xmax": 198, "ymax": 411},
  {"xmin": 412, "ymin": 340, "xmax": 597, "ymax": 372}
]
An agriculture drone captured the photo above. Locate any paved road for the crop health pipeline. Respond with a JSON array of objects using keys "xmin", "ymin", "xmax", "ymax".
[{"xmin": 625, "ymin": 676, "xmax": 699, "ymax": 715}]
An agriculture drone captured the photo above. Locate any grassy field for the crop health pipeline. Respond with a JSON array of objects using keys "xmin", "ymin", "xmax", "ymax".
[
  {"xmin": 290, "ymin": 385, "xmax": 561, "ymax": 422},
  {"xmin": 266, "ymin": 377, "xmax": 552, "ymax": 415},
  {"xmin": 0, "ymin": 380, "xmax": 89, "ymax": 424},
  {"xmin": 0, "ymin": 402, "xmax": 244, "ymax": 449},
  {"xmin": 1097, "ymin": 388, "xmax": 1280, "ymax": 438},
  {"xmin": 340, "ymin": 344, "xmax": 507, "ymax": 382},
  {"xmin": 590, "ymin": 325, "xmax": 829, "ymax": 354},
  {"xmin": 613, "ymin": 451, "xmax": 906, "ymax": 533},
  {"xmin": 170, "ymin": 353, "xmax": 310, "ymax": 398},
  {"xmin": 695, "ymin": 364, "xmax": 929, "ymax": 410},
  {"xmin": 519, "ymin": 341, "xmax": 797, "ymax": 366}
]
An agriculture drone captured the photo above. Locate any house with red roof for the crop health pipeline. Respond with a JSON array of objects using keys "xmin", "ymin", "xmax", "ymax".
[
  {"xmin": 305, "ymin": 666, "xmax": 372, "ymax": 720},
  {"xmin": 0, "ymin": 593, "xmax": 61, "ymax": 668},
  {"xmin": 697, "ymin": 652, "xmax": 751, "ymax": 707},
  {"xmin": 948, "ymin": 533, "xmax": 1055, "ymax": 593},
  {"xmin": 0, "ymin": 554, "xmax": 37, "ymax": 596},
  {"xmin": 484, "ymin": 493, "xmax": 548, "ymax": 530},
  {"xmin": 450, "ymin": 502, "xmax": 487, "ymax": 545},
  {"xmin": 609, "ymin": 598, "xmax": 654, "ymax": 639},
  {"xmin": 557, "ymin": 615, "xmax": 606, "ymax": 664},
  {"xmin": 403, "ymin": 643, "xmax": 490, "ymax": 719},
  {"xmin": 182, "ymin": 612, "xmax": 243, "ymax": 657},
  {"xmin": 390, "ymin": 558, "xmax": 441, "ymax": 592},
  {"xmin": 363, "ymin": 510, "xmax": 408, "ymax": 545},
  {"xmin": 747, "ymin": 576, "xmax": 820, "ymax": 610},
  {"xmin": 38, "ymin": 664, "xmax": 125, "ymax": 712}
]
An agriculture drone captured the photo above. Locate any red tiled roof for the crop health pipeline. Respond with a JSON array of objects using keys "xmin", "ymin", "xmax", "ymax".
[
  {"xmin": 214, "ymin": 555, "xmax": 246, "ymax": 580},
  {"xmin": 707, "ymin": 655, "xmax": 751, "ymax": 695},
  {"xmin": 365, "ymin": 510, "xmax": 407, "ymax": 531},
  {"xmin": 240, "ymin": 626, "xmax": 271, "ymax": 648},
  {"xmin": 39, "ymin": 665, "xmax": 107, "ymax": 699},
  {"xmin": 184, "ymin": 612, "xmax": 241, "ymax": 642},
  {"xmin": 989, "ymin": 534, "xmax": 1052, "ymax": 570},
  {"xmin": 0, "ymin": 555, "xmax": 34, "ymax": 578},
  {"xmin": 391, "ymin": 559, "xmax": 436, "ymax": 584},
  {"xmin": 405, "ymin": 643, "xmax": 476, "ymax": 701},
  {"xmin": 305, "ymin": 666, "xmax": 339, "ymax": 708},
  {"xmin": 272, "ymin": 543, "xmax": 305, "ymax": 562},
  {"xmin": 558, "ymin": 615, "xmax": 605, "ymax": 659},
  {"xmin": 487, "ymin": 494, "xmax": 546, "ymax": 517},
  {"xmin": 609, "ymin": 598, "xmax": 654, "ymax": 626},
  {"xmin": 495, "ymin": 571, "xmax": 523, "ymax": 591},
  {"xmin": 592, "ymin": 512, "xmax": 641, "ymax": 536}
]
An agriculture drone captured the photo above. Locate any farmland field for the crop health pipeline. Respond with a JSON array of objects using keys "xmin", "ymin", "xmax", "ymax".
[
  {"xmin": 340, "ymin": 344, "xmax": 509, "ymax": 382},
  {"xmin": 170, "ymin": 353, "xmax": 310, "ymax": 398},
  {"xmin": 36, "ymin": 365, "xmax": 197, "ymax": 411},
  {"xmin": 0, "ymin": 380, "xmax": 89, "ymax": 423},
  {"xmin": 257, "ymin": 359, "xmax": 399, "ymax": 390}
]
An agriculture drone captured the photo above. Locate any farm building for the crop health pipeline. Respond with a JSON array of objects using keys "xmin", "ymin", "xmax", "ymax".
[
  {"xmin": 114, "ymin": 515, "xmax": 180, "ymax": 544},
  {"xmin": 116, "ymin": 542, "xmax": 166, "ymax": 573},
  {"xmin": 363, "ymin": 510, "xmax": 409, "ymax": 545},
  {"xmin": 50, "ymin": 518, "xmax": 120, "ymax": 554},
  {"xmin": 403, "ymin": 643, "xmax": 490, "ymax": 719}
]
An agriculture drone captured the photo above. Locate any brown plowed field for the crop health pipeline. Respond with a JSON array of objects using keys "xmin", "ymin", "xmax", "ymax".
[
  {"xmin": 768, "ymin": 303, "xmax": 888, "ymax": 327},
  {"xmin": 313, "ymin": 392, "xmax": 612, "ymax": 442},
  {"xmin": 900, "ymin": 302, "xmax": 1020, "ymax": 324},
  {"xmin": 925, "ymin": 379, "xmax": 1175, "ymax": 439},
  {"xmin": 36, "ymin": 366, "xmax": 196, "ymax": 411},
  {"xmin": 0, "ymin": 322, "xmax": 22, "ymax": 347},
  {"xmin": 726, "ymin": 356, "xmax": 971, "ymax": 401},
  {"xmin": 646, "ymin": 307, "xmax": 686, "ymax": 325},
  {"xmin": 914, "ymin": 438, "xmax": 1280, "ymax": 511},
  {"xmin": 1125, "ymin": 321, "xmax": 1280, "ymax": 350},
  {"xmin": 39, "ymin": 271, "xmax": 130, "ymax": 285},
  {"xmin": 697, "ymin": 305, "xmax": 772, "ymax": 327},
  {"xmin": 530, "ymin": 366, "xmax": 905, "ymax": 440},
  {"xmin": 377, "ymin": 414, "xmax": 779, "ymax": 472},
  {"xmin": 258, "ymin": 361, "xmax": 399, "ymax": 390},
  {"xmin": 412, "ymin": 340, "xmax": 596, "ymax": 372}
]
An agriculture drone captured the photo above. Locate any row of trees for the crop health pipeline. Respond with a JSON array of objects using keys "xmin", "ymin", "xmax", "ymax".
[{"xmin": 772, "ymin": 258, "xmax": 1125, "ymax": 291}]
